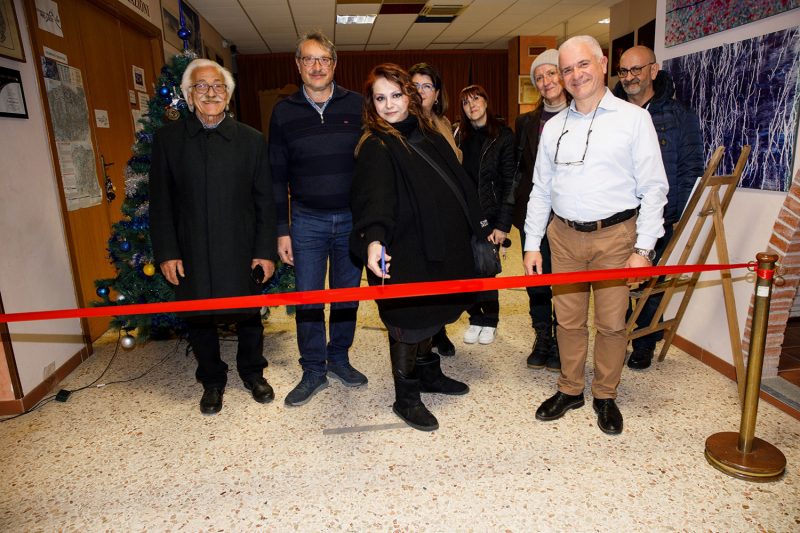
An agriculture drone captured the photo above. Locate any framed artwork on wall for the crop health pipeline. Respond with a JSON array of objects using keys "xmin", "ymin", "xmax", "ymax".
[
  {"xmin": 161, "ymin": 4, "xmax": 202, "ymax": 56},
  {"xmin": 610, "ymin": 32, "xmax": 634, "ymax": 77},
  {"xmin": 665, "ymin": 0, "xmax": 800, "ymax": 47},
  {"xmin": 518, "ymin": 75, "xmax": 539, "ymax": 105},
  {"xmin": 664, "ymin": 26, "xmax": 800, "ymax": 192},
  {"xmin": 638, "ymin": 19, "xmax": 656, "ymax": 50},
  {"xmin": 0, "ymin": 0, "xmax": 26, "ymax": 62}
]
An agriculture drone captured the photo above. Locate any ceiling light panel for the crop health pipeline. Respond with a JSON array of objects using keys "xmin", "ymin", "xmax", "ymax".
[
  {"xmin": 336, "ymin": 1, "xmax": 379, "ymax": 14},
  {"xmin": 368, "ymin": 13, "xmax": 418, "ymax": 46},
  {"xmin": 292, "ymin": 0, "xmax": 335, "ymax": 36}
]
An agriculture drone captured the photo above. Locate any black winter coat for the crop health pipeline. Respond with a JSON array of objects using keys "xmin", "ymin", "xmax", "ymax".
[
  {"xmin": 457, "ymin": 125, "xmax": 517, "ymax": 233},
  {"xmin": 351, "ymin": 120, "xmax": 484, "ymax": 329},
  {"xmin": 149, "ymin": 114, "xmax": 278, "ymax": 314},
  {"xmin": 512, "ymin": 107, "xmax": 543, "ymax": 231},
  {"xmin": 613, "ymin": 71, "xmax": 704, "ymax": 225}
]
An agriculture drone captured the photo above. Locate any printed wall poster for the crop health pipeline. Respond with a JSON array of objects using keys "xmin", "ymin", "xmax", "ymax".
[
  {"xmin": 41, "ymin": 58, "xmax": 102, "ymax": 210},
  {"xmin": 665, "ymin": 0, "xmax": 800, "ymax": 47},
  {"xmin": 663, "ymin": 27, "xmax": 800, "ymax": 192}
]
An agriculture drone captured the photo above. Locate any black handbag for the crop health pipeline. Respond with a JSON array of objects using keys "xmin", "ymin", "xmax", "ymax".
[{"xmin": 407, "ymin": 138, "xmax": 501, "ymax": 277}]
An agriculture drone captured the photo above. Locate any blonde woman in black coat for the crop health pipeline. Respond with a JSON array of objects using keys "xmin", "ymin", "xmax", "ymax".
[{"xmin": 351, "ymin": 64, "xmax": 487, "ymax": 431}]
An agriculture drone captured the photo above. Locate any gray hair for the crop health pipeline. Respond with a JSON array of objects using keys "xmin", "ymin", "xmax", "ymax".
[
  {"xmin": 559, "ymin": 35, "xmax": 604, "ymax": 61},
  {"xmin": 180, "ymin": 59, "xmax": 236, "ymax": 111},
  {"xmin": 295, "ymin": 30, "xmax": 337, "ymax": 63}
]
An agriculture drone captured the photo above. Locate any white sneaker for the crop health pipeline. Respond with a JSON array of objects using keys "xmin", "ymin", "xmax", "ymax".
[
  {"xmin": 478, "ymin": 327, "xmax": 497, "ymax": 345},
  {"xmin": 463, "ymin": 325, "xmax": 482, "ymax": 344}
]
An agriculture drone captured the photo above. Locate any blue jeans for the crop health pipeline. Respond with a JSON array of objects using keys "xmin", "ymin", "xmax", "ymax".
[{"xmin": 291, "ymin": 203, "xmax": 361, "ymax": 375}]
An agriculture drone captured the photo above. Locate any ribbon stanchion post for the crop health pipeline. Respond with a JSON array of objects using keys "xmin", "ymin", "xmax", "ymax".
[{"xmin": 704, "ymin": 253, "xmax": 786, "ymax": 482}]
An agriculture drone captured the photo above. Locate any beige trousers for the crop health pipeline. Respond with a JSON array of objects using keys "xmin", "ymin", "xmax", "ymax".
[{"xmin": 547, "ymin": 215, "xmax": 636, "ymax": 399}]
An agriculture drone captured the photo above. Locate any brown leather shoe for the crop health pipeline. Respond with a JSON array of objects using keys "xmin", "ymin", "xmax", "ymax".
[
  {"xmin": 593, "ymin": 398, "xmax": 623, "ymax": 434},
  {"xmin": 535, "ymin": 391, "xmax": 584, "ymax": 421}
]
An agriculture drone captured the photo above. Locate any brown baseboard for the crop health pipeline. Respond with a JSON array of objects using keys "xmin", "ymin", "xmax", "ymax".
[
  {"xmin": 0, "ymin": 345, "xmax": 91, "ymax": 416},
  {"xmin": 673, "ymin": 335, "xmax": 800, "ymax": 421}
]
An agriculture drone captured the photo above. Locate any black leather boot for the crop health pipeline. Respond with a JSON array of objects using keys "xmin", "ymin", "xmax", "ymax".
[
  {"xmin": 390, "ymin": 338, "xmax": 438, "ymax": 431},
  {"xmin": 416, "ymin": 339, "xmax": 469, "ymax": 395},
  {"xmin": 527, "ymin": 322, "xmax": 553, "ymax": 368},
  {"xmin": 545, "ymin": 334, "xmax": 561, "ymax": 372}
]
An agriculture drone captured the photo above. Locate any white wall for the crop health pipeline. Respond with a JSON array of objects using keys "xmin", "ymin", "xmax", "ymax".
[
  {"xmin": 654, "ymin": 0, "xmax": 800, "ymax": 365},
  {"xmin": 0, "ymin": 0, "xmax": 85, "ymax": 394}
]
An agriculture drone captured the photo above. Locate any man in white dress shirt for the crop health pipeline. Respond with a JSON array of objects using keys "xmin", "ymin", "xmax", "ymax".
[{"xmin": 522, "ymin": 35, "xmax": 668, "ymax": 435}]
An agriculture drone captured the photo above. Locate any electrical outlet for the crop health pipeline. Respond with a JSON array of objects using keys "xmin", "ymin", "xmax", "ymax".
[{"xmin": 43, "ymin": 361, "xmax": 56, "ymax": 380}]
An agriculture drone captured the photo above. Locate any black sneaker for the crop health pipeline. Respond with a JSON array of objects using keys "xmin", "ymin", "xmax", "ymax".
[
  {"xmin": 284, "ymin": 372, "xmax": 329, "ymax": 406},
  {"xmin": 327, "ymin": 363, "xmax": 368, "ymax": 387}
]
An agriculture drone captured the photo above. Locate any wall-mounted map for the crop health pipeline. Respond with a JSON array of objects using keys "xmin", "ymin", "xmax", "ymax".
[{"xmin": 41, "ymin": 57, "xmax": 101, "ymax": 210}]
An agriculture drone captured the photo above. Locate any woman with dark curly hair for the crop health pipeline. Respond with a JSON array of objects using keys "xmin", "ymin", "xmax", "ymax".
[{"xmin": 350, "ymin": 63, "xmax": 487, "ymax": 431}]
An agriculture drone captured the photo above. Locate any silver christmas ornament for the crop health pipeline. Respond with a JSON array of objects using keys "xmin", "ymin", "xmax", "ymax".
[{"xmin": 120, "ymin": 334, "xmax": 136, "ymax": 350}]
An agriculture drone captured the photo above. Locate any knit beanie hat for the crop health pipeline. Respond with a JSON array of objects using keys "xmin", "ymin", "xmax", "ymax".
[{"xmin": 530, "ymin": 49, "xmax": 560, "ymax": 82}]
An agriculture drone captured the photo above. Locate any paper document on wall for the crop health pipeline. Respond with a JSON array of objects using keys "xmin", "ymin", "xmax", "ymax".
[
  {"xmin": 42, "ymin": 59, "xmax": 102, "ymax": 210},
  {"xmin": 35, "ymin": 0, "xmax": 64, "ymax": 37}
]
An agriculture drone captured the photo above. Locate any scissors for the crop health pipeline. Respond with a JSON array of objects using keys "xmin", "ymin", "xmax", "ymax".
[{"xmin": 380, "ymin": 245, "xmax": 386, "ymax": 286}]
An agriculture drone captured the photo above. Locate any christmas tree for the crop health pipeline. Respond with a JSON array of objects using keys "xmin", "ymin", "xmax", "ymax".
[{"xmin": 94, "ymin": 52, "xmax": 294, "ymax": 345}]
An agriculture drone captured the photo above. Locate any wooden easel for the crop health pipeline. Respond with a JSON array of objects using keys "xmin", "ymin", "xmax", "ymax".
[{"xmin": 628, "ymin": 145, "xmax": 751, "ymax": 402}]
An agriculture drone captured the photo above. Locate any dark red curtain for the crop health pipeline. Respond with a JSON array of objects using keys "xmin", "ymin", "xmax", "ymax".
[{"xmin": 236, "ymin": 49, "xmax": 508, "ymax": 131}]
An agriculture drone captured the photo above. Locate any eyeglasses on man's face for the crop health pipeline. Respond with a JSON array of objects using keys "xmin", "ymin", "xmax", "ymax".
[
  {"xmin": 617, "ymin": 62, "xmax": 655, "ymax": 78},
  {"xmin": 299, "ymin": 56, "xmax": 333, "ymax": 68},
  {"xmin": 414, "ymin": 82, "xmax": 435, "ymax": 93},
  {"xmin": 192, "ymin": 83, "xmax": 228, "ymax": 94}
]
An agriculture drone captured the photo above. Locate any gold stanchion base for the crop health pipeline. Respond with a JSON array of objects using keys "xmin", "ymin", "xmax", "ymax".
[{"xmin": 705, "ymin": 432, "xmax": 786, "ymax": 482}]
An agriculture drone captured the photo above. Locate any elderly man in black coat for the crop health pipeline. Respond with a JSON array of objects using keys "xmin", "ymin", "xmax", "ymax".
[{"xmin": 150, "ymin": 59, "xmax": 278, "ymax": 415}]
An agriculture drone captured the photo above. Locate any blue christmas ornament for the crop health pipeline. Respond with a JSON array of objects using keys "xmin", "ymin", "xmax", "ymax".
[
  {"xmin": 97, "ymin": 286, "xmax": 110, "ymax": 297},
  {"xmin": 177, "ymin": 27, "xmax": 191, "ymax": 41},
  {"xmin": 158, "ymin": 85, "xmax": 171, "ymax": 99},
  {"xmin": 119, "ymin": 240, "xmax": 131, "ymax": 252}
]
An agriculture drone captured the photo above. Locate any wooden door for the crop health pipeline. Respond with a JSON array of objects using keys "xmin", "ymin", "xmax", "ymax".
[{"xmin": 24, "ymin": 0, "xmax": 162, "ymax": 340}]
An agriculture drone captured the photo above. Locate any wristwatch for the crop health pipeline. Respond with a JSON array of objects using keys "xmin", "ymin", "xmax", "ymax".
[{"xmin": 634, "ymin": 248, "xmax": 656, "ymax": 262}]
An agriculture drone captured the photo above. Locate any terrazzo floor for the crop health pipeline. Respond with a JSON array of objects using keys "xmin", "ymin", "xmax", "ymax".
[{"xmin": 1, "ymin": 237, "xmax": 799, "ymax": 531}]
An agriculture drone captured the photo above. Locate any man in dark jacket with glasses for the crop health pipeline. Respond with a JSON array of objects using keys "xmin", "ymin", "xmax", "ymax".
[{"xmin": 613, "ymin": 45, "xmax": 705, "ymax": 370}]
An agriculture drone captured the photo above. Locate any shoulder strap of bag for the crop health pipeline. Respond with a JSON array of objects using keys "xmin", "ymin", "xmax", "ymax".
[{"xmin": 407, "ymin": 136, "xmax": 482, "ymax": 236}]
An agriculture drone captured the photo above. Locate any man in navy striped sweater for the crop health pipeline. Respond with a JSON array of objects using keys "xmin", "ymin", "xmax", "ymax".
[{"xmin": 269, "ymin": 31, "xmax": 367, "ymax": 406}]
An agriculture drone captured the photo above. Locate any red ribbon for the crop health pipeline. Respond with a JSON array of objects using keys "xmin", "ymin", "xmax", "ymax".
[
  {"xmin": 0, "ymin": 263, "xmax": 751, "ymax": 324},
  {"xmin": 757, "ymin": 268, "xmax": 774, "ymax": 280}
]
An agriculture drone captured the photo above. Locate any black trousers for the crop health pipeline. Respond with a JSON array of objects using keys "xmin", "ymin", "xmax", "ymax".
[
  {"xmin": 185, "ymin": 312, "xmax": 266, "ymax": 389},
  {"xmin": 520, "ymin": 231, "xmax": 557, "ymax": 328}
]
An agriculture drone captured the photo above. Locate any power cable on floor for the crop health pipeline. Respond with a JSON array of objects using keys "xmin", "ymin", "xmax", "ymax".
[{"xmin": 0, "ymin": 333, "xmax": 183, "ymax": 423}]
